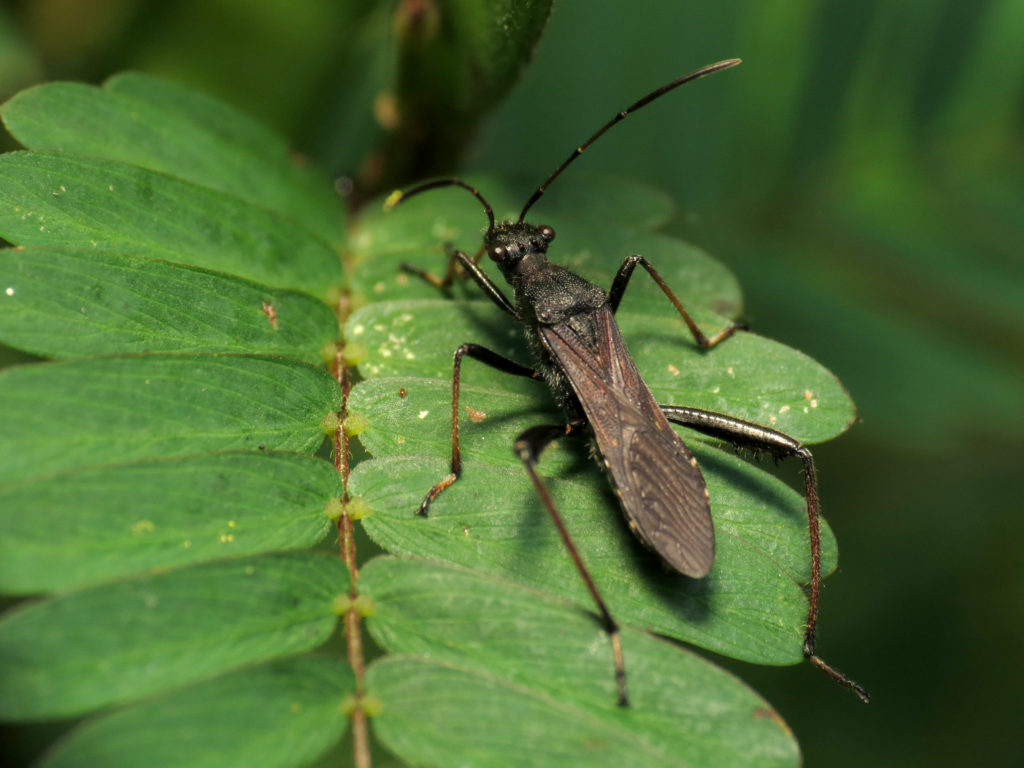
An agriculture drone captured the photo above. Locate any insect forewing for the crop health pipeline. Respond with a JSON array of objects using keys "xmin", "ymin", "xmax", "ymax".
[{"xmin": 540, "ymin": 307, "xmax": 715, "ymax": 577}]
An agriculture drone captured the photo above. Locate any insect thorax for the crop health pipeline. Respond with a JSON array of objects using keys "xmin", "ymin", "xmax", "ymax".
[{"xmin": 515, "ymin": 265, "xmax": 608, "ymax": 416}]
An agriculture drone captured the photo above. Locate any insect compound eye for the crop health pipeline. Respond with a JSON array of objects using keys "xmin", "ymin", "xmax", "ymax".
[
  {"xmin": 539, "ymin": 225, "xmax": 556, "ymax": 242},
  {"xmin": 490, "ymin": 245, "xmax": 506, "ymax": 261}
]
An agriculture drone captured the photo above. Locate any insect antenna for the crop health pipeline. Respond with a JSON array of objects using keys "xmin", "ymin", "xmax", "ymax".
[
  {"xmin": 386, "ymin": 178, "xmax": 496, "ymax": 231},
  {"xmin": 518, "ymin": 58, "xmax": 742, "ymax": 223}
]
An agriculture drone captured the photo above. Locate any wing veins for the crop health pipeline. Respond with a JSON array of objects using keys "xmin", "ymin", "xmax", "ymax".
[{"xmin": 540, "ymin": 307, "xmax": 715, "ymax": 576}]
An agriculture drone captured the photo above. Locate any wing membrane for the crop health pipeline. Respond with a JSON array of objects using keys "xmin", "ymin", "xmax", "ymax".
[{"xmin": 540, "ymin": 307, "xmax": 714, "ymax": 577}]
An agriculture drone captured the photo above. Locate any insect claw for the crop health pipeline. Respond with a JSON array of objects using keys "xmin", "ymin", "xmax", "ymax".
[
  {"xmin": 418, "ymin": 473, "xmax": 458, "ymax": 516},
  {"xmin": 807, "ymin": 652, "xmax": 871, "ymax": 704},
  {"xmin": 611, "ymin": 631, "xmax": 630, "ymax": 707}
]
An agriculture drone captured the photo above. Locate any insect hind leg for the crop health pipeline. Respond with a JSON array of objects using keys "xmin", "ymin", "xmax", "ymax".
[
  {"xmin": 514, "ymin": 421, "xmax": 629, "ymax": 707},
  {"xmin": 660, "ymin": 404, "xmax": 870, "ymax": 703}
]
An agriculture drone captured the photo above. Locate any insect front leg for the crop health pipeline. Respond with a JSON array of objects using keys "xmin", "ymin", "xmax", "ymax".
[
  {"xmin": 659, "ymin": 404, "xmax": 870, "ymax": 703},
  {"xmin": 607, "ymin": 255, "xmax": 745, "ymax": 348},
  {"xmin": 399, "ymin": 245, "xmax": 465, "ymax": 289},
  {"xmin": 418, "ymin": 343, "xmax": 541, "ymax": 516},
  {"xmin": 513, "ymin": 420, "xmax": 630, "ymax": 707},
  {"xmin": 402, "ymin": 247, "xmax": 518, "ymax": 317}
]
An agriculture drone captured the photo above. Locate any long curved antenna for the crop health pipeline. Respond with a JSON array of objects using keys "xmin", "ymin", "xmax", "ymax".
[
  {"xmin": 518, "ymin": 58, "xmax": 742, "ymax": 223},
  {"xmin": 386, "ymin": 178, "xmax": 496, "ymax": 231}
]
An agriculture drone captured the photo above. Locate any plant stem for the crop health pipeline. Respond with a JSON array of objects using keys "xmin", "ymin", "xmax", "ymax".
[{"xmin": 334, "ymin": 348, "xmax": 371, "ymax": 768}]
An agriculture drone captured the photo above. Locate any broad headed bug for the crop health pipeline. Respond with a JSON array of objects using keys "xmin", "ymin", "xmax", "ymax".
[{"xmin": 386, "ymin": 59, "xmax": 867, "ymax": 706}]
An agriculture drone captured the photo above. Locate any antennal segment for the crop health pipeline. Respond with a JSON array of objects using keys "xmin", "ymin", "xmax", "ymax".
[
  {"xmin": 386, "ymin": 178, "xmax": 496, "ymax": 231},
  {"xmin": 518, "ymin": 58, "xmax": 742, "ymax": 222}
]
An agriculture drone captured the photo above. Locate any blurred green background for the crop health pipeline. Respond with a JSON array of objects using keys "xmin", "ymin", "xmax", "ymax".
[{"xmin": 1, "ymin": 0, "xmax": 1021, "ymax": 765}]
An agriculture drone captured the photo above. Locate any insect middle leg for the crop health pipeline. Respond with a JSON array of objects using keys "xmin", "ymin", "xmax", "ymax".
[
  {"xmin": 514, "ymin": 420, "xmax": 629, "ymax": 707},
  {"xmin": 418, "ymin": 343, "xmax": 541, "ymax": 516},
  {"xmin": 660, "ymin": 404, "xmax": 870, "ymax": 703},
  {"xmin": 608, "ymin": 254, "xmax": 745, "ymax": 348},
  {"xmin": 420, "ymin": 349, "xmax": 630, "ymax": 704}
]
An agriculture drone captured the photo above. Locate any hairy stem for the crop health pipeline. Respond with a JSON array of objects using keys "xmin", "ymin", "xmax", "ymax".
[{"xmin": 334, "ymin": 348, "xmax": 370, "ymax": 768}]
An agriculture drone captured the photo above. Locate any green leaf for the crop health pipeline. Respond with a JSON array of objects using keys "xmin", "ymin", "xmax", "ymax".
[
  {"xmin": 0, "ymin": 247, "xmax": 339, "ymax": 362},
  {"xmin": 363, "ymin": 556, "xmax": 800, "ymax": 768},
  {"xmin": 0, "ymin": 551, "xmax": 347, "ymax": 720},
  {"xmin": 0, "ymin": 354, "xmax": 339, "ymax": 484},
  {"xmin": 352, "ymin": 451, "xmax": 835, "ymax": 666},
  {"xmin": 0, "ymin": 152, "xmax": 342, "ymax": 297},
  {"xmin": 0, "ymin": 72, "xmax": 356, "ymax": 763},
  {"xmin": 533, "ymin": 174, "xmax": 677, "ymax": 231},
  {"xmin": 1, "ymin": 73, "xmax": 345, "ymax": 246},
  {"xmin": 37, "ymin": 656, "xmax": 352, "ymax": 768},
  {"xmin": 0, "ymin": 452, "xmax": 340, "ymax": 594}
]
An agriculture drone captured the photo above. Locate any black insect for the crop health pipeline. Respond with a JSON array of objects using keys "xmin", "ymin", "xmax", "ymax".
[{"xmin": 387, "ymin": 59, "xmax": 867, "ymax": 706}]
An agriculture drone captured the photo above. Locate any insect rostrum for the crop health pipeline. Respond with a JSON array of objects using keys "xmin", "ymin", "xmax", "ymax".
[{"xmin": 386, "ymin": 59, "xmax": 867, "ymax": 707}]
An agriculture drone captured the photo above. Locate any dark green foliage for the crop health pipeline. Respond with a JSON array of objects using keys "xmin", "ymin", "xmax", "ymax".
[
  {"xmin": 0, "ymin": 71, "xmax": 353, "ymax": 767},
  {"xmin": 368, "ymin": 0, "xmax": 554, "ymax": 190},
  {"xmin": 1, "ymin": 2, "xmax": 1017, "ymax": 766},
  {"xmin": 0, "ymin": 67, "xmax": 837, "ymax": 766},
  {"xmin": 7, "ymin": 1, "xmax": 1014, "ymax": 764},
  {"xmin": 362, "ymin": 557, "xmax": 800, "ymax": 768}
]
